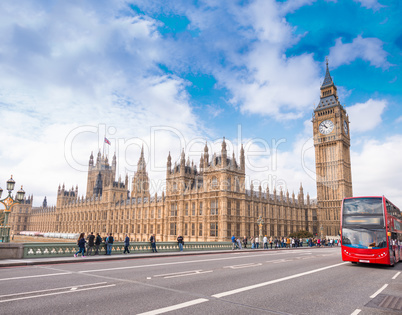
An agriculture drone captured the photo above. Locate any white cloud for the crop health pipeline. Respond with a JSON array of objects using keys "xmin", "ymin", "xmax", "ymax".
[
  {"xmin": 212, "ymin": 0, "xmax": 322, "ymax": 120},
  {"xmin": 206, "ymin": 104, "xmax": 224, "ymax": 118},
  {"xmin": 347, "ymin": 99, "xmax": 387, "ymax": 132},
  {"xmin": 329, "ymin": 35, "xmax": 390, "ymax": 69},
  {"xmin": 351, "ymin": 135, "xmax": 402, "ymax": 207},
  {"xmin": 354, "ymin": 0, "xmax": 384, "ymax": 10},
  {"xmin": 0, "ymin": 1, "xmax": 202, "ymax": 206},
  {"xmin": 279, "ymin": 0, "xmax": 316, "ymax": 14}
]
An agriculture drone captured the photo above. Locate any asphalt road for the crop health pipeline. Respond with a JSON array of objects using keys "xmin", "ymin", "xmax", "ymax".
[{"xmin": 0, "ymin": 247, "xmax": 401, "ymax": 315}]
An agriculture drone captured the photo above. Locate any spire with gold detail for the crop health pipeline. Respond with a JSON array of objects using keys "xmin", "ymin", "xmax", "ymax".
[{"xmin": 316, "ymin": 58, "xmax": 340, "ymax": 110}]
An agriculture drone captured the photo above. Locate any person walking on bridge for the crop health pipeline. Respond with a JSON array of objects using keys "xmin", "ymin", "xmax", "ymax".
[
  {"xmin": 123, "ymin": 234, "xmax": 130, "ymax": 254},
  {"xmin": 106, "ymin": 233, "xmax": 114, "ymax": 255},
  {"xmin": 177, "ymin": 235, "xmax": 184, "ymax": 251},
  {"xmin": 74, "ymin": 233, "xmax": 86, "ymax": 258},
  {"xmin": 150, "ymin": 234, "xmax": 158, "ymax": 253},
  {"xmin": 87, "ymin": 232, "xmax": 95, "ymax": 256}
]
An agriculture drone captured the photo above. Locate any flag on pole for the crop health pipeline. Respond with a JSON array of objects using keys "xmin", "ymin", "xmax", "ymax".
[{"xmin": 104, "ymin": 137, "xmax": 111, "ymax": 145}]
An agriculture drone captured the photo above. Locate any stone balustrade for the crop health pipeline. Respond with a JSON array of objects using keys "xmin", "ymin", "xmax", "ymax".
[{"xmin": 22, "ymin": 241, "xmax": 232, "ymax": 259}]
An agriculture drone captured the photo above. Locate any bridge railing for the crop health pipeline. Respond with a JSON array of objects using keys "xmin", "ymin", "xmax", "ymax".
[{"xmin": 23, "ymin": 241, "xmax": 232, "ymax": 258}]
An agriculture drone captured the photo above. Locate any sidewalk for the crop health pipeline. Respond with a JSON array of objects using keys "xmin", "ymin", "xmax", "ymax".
[{"xmin": 0, "ymin": 246, "xmax": 320, "ymax": 268}]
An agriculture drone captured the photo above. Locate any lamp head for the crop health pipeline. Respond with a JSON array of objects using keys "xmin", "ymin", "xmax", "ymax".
[
  {"xmin": 7, "ymin": 175, "xmax": 15, "ymax": 192},
  {"xmin": 16, "ymin": 186, "xmax": 25, "ymax": 202}
]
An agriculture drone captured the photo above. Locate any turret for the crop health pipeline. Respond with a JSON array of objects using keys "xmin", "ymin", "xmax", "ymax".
[
  {"xmin": 203, "ymin": 142, "xmax": 209, "ymax": 169},
  {"xmin": 240, "ymin": 144, "xmax": 245, "ymax": 170},
  {"xmin": 180, "ymin": 149, "xmax": 185, "ymax": 175},
  {"xmin": 299, "ymin": 182, "xmax": 304, "ymax": 204},
  {"xmin": 97, "ymin": 150, "xmax": 101, "ymax": 164},
  {"xmin": 221, "ymin": 137, "xmax": 227, "ymax": 167},
  {"xmin": 167, "ymin": 151, "xmax": 172, "ymax": 175},
  {"xmin": 89, "ymin": 152, "xmax": 94, "ymax": 167},
  {"xmin": 112, "ymin": 152, "xmax": 117, "ymax": 169},
  {"xmin": 199, "ymin": 154, "xmax": 203, "ymax": 173}
]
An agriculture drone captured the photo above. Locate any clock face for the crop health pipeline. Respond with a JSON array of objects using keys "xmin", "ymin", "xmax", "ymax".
[
  {"xmin": 319, "ymin": 120, "xmax": 334, "ymax": 135},
  {"xmin": 343, "ymin": 120, "xmax": 348, "ymax": 135}
]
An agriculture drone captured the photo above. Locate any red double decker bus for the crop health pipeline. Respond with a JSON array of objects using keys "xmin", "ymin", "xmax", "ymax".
[{"xmin": 341, "ymin": 196, "xmax": 402, "ymax": 266}]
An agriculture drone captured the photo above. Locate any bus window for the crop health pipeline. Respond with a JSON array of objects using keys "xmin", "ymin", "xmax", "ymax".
[{"xmin": 343, "ymin": 198, "xmax": 383, "ymax": 215}]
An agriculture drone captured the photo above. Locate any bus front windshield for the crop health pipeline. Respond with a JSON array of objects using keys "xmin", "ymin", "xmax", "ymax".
[{"xmin": 342, "ymin": 228, "xmax": 387, "ymax": 249}]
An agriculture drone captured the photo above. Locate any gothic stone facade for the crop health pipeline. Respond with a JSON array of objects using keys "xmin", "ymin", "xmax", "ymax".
[
  {"xmin": 17, "ymin": 143, "xmax": 317, "ymax": 242},
  {"xmin": 11, "ymin": 62, "xmax": 352, "ymax": 241}
]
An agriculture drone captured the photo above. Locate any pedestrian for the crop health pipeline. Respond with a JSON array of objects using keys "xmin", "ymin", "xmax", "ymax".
[
  {"xmin": 95, "ymin": 233, "xmax": 102, "ymax": 255},
  {"xmin": 242, "ymin": 236, "xmax": 248, "ymax": 248},
  {"xmin": 231, "ymin": 234, "xmax": 236, "ymax": 250},
  {"xmin": 103, "ymin": 235, "xmax": 108, "ymax": 254},
  {"xmin": 150, "ymin": 234, "xmax": 157, "ymax": 252},
  {"xmin": 87, "ymin": 232, "xmax": 95, "ymax": 256},
  {"xmin": 177, "ymin": 234, "xmax": 184, "ymax": 251},
  {"xmin": 270, "ymin": 236, "xmax": 273, "ymax": 249},
  {"xmin": 74, "ymin": 232, "xmax": 86, "ymax": 257},
  {"xmin": 255, "ymin": 236, "xmax": 260, "ymax": 249},
  {"xmin": 251, "ymin": 237, "xmax": 255, "ymax": 249},
  {"xmin": 263, "ymin": 235, "xmax": 268, "ymax": 249},
  {"xmin": 237, "ymin": 237, "xmax": 242, "ymax": 249},
  {"xmin": 124, "ymin": 234, "xmax": 130, "ymax": 254},
  {"xmin": 106, "ymin": 233, "xmax": 114, "ymax": 255}
]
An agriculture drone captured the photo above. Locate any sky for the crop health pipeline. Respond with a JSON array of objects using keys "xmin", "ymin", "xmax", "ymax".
[{"xmin": 0, "ymin": 0, "xmax": 401, "ymax": 208}]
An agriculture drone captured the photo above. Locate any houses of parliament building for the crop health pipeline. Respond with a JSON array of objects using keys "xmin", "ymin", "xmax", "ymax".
[{"xmin": 8, "ymin": 62, "xmax": 353, "ymax": 242}]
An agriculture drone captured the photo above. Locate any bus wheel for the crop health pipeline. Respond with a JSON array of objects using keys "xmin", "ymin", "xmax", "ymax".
[{"xmin": 351, "ymin": 262, "xmax": 357, "ymax": 264}]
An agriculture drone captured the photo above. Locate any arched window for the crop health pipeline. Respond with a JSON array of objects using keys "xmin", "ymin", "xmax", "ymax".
[{"xmin": 211, "ymin": 176, "xmax": 218, "ymax": 190}]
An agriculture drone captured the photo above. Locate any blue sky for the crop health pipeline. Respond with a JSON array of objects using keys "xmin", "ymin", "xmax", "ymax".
[{"xmin": 0, "ymin": 0, "xmax": 401, "ymax": 207}]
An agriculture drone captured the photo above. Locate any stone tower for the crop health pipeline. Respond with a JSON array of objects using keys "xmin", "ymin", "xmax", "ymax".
[
  {"xmin": 131, "ymin": 146, "xmax": 150, "ymax": 198},
  {"xmin": 312, "ymin": 59, "xmax": 353, "ymax": 236},
  {"xmin": 85, "ymin": 151, "xmax": 117, "ymax": 198}
]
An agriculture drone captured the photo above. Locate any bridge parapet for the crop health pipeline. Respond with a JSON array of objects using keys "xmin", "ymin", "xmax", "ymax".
[{"xmin": 22, "ymin": 241, "xmax": 232, "ymax": 259}]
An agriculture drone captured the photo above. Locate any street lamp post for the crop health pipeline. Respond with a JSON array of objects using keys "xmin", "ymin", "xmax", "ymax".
[
  {"xmin": 320, "ymin": 224, "xmax": 323, "ymax": 240},
  {"xmin": 257, "ymin": 215, "xmax": 264, "ymax": 244},
  {"xmin": 0, "ymin": 175, "xmax": 25, "ymax": 242}
]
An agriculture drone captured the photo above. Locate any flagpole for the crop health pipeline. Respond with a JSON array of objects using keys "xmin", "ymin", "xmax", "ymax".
[{"xmin": 103, "ymin": 135, "xmax": 105, "ymax": 158}]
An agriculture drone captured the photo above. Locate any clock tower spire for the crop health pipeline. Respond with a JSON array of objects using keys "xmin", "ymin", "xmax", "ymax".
[{"xmin": 312, "ymin": 58, "xmax": 353, "ymax": 237}]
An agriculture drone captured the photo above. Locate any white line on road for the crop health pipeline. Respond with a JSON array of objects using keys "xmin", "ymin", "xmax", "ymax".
[
  {"xmin": 78, "ymin": 252, "xmax": 297, "ymax": 273},
  {"xmin": 350, "ymin": 309, "xmax": 361, "ymax": 315},
  {"xmin": 212, "ymin": 262, "xmax": 348, "ymax": 298},
  {"xmin": 153, "ymin": 270, "xmax": 204, "ymax": 277},
  {"xmin": 136, "ymin": 298, "xmax": 209, "ymax": 315},
  {"xmin": 370, "ymin": 284, "xmax": 388, "ymax": 299},
  {"xmin": 0, "ymin": 282, "xmax": 107, "ymax": 298},
  {"xmin": 268, "ymin": 259, "xmax": 292, "ymax": 263},
  {"xmin": 164, "ymin": 271, "xmax": 213, "ymax": 279},
  {"xmin": 392, "ymin": 271, "xmax": 401, "ymax": 280},
  {"xmin": 0, "ymin": 284, "xmax": 116, "ymax": 303},
  {"xmin": 153, "ymin": 270, "xmax": 213, "ymax": 279},
  {"xmin": 224, "ymin": 263, "xmax": 262, "ymax": 269},
  {"xmin": 0, "ymin": 272, "xmax": 72, "ymax": 282}
]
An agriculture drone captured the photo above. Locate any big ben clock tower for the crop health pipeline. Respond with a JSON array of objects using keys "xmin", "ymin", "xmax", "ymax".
[{"xmin": 313, "ymin": 59, "xmax": 353, "ymax": 237}]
